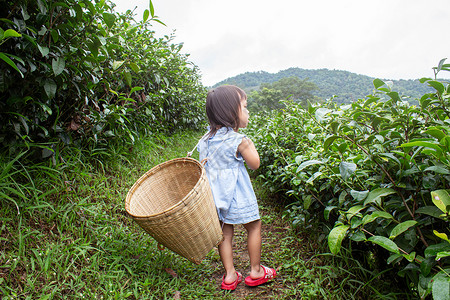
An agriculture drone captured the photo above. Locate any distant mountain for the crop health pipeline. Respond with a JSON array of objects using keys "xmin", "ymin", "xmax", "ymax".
[{"xmin": 213, "ymin": 67, "xmax": 433, "ymax": 104}]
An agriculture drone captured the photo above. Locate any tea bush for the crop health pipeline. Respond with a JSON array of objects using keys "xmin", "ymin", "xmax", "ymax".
[
  {"xmin": 245, "ymin": 60, "xmax": 450, "ymax": 299},
  {"xmin": 0, "ymin": 0, "xmax": 206, "ymax": 158}
]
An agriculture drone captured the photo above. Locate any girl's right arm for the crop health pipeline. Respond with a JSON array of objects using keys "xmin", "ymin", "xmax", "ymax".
[{"xmin": 237, "ymin": 137, "xmax": 260, "ymax": 170}]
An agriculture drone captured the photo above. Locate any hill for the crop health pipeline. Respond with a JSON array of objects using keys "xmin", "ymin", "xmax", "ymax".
[{"xmin": 213, "ymin": 67, "xmax": 433, "ymax": 104}]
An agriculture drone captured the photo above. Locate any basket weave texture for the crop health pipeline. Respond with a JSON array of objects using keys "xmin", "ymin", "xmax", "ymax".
[{"xmin": 125, "ymin": 157, "xmax": 223, "ymax": 264}]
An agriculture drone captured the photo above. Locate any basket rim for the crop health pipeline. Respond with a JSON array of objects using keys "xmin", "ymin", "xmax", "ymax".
[{"xmin": 124, "ymin": 157, "xmax": 205, "ymax": 219}]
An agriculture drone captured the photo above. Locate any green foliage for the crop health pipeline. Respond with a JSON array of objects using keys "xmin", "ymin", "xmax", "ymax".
[
  {"xmin": 248, "ymin": 76, "xmax": 319, "ymax": 112},
  {"xmin": 244, "ymin": 60, "xmax": 450, "ymax": 298},
  {"xmin": 216, "ymin": 67, "xmax": 433, "ymax": 104},
  {"xmin": 0, "ymin": 0, "xmax": 206, "ymax": 159},
  {"xmin": 1, "ymin": 129, "xmax": 403, "ymax": 299}
]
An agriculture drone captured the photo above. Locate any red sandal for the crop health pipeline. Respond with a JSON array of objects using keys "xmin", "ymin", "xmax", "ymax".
[
  {"xmin": 244, "ymin": 265, "xmax": 277, "ymax": 287},
  {"xmin": 221, "ymin": 272, "xmax": 242, "ymax": 290}
]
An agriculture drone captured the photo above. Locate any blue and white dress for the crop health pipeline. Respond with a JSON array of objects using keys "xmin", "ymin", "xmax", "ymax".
[{"xmin": 198, "ymin": 127, "xmax": 260, "ymax": 224}]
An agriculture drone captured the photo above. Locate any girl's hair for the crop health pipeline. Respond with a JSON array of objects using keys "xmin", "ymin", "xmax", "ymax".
[{"xmin": 206, "ymin": 85, "xmax": 246, "ymax": 137}]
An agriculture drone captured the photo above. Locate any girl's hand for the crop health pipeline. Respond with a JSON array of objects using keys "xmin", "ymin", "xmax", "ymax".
[{"xmin": 238, "ymin": 137, "xmax": 260, "ymax": 170}]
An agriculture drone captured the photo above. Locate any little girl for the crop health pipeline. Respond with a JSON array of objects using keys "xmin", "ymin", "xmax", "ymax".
[{"xmin": 198, "ymin": 85, "xmax": 277, "ymax": 290}]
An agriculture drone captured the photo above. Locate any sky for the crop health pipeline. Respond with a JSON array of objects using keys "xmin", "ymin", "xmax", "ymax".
[{"xmin": 111, "ymin": 0, "xmax": 450, "ymax": 87}]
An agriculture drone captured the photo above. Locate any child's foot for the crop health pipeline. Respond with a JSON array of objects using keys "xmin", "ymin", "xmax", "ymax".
[
  {"xmin": 244, "ymin": 265, "xmax": 276, "ymax": 287},
  {"xmin": 221, "ymin": 272, "xmax": 242, "ymax": 290}
]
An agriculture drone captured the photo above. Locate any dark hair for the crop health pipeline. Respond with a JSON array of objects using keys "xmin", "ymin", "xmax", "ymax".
[{"xmin": 206, "ymin": 85, "xmax": 246, "ymax": 137}]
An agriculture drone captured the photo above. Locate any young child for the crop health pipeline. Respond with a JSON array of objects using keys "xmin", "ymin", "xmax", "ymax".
[{"xmin": 198, "ymin": 85, "xmax": 277, "ymax": 290}]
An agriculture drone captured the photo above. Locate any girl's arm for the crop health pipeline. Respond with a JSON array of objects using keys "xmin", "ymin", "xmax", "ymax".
[{"xmin": 237, "ymin": 137, "xmax": 260, "ymax": 170}]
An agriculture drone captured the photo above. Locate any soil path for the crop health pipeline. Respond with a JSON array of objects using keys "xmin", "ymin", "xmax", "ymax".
[{"xmin": 209, "ymin": 207, "xmax": 315, "ymax": 299}]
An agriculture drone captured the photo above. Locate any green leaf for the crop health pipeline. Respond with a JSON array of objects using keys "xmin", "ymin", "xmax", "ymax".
[
  {"xmin": 329, "ymin": 121, "xmax": 339, "ymax": 134},
  {"xmin": 420, "ymin": 257, "xmax": 435, "ymax": 277},
  {"xmin": 431, "ymin": 190, "xmax": 450, "ymax": 213},
  {"xmin": 350, "ymin": 190, "xmax": 369, "ymax": 202},
  {"xmin": 378, "ymin": 153, "xmax": 401, "ymax": 166},
  {"xmin": 0, "ymin": 52, "xmax": 24, "ymax": 78},
  {"xmin": 44, "ymin": 79, "xmax": 57, "ymax": 99},
  {"xmin": 387, "ymin": 253, "xmax": 403, "ymax": 264},
  {"xmin": 346, "ymin": 205, "xmax": 364, "ymax": 221},
  {"xmin": 87, "ymin": 40, "xmax": 99, "ymax": 57},
  {"xmin": 339, "ymin": 161, "xmax": 356, "ymax": 181},
  {"xmin": 436, "ymin": 58, "xmax": 448, "ymax": 73},
  {"xmin": 402, "ymin": 251, "xmax": 416, "ymax": 263},
  {"xmin": 39, "ymin": 103, "xmax": 52, "ymax": 115},
  {"xmin": 416, "ymin": 206, "xmax": 443, "ymax": 218},
  {"xmin": 425, "ymin": 242, "xmax": 450, "ymax": 258},
  {"xmin": 124, "ymin": 71, "xmax": 132, "ymax": 87},
  {"xmin": 328, "ymin": 225, "xmax": 350, "ymax": 255},
  {"xmin": 102, "ymin": 12, "xmax": 116, "ymax": 28},
  {"xmin": 296, "ymin": 160, "xmax": 323, "ymax": 172},
  {"xmin": 112, "ymin": 60, "xmax": 124, "ymax": 71},
  {"xmin": 130, "ymin": 86, "xmax": 143, "ymax": 94},
  {"xmin": 350, "ymin": 231, "xmax": 366, "ymax": 242},
  {"xmin": 432, "ymin": 270, "xmax": 450, "ymax": 300},
  {"xmin": 143, "ymin": 9, "xmax": 150, "ymax": 22},
  {"xmin": 37, "ymin": 44, "xmax": 49, "ymax": 57},
  {"xmin": 21, "ymin": 5, "xmax": 30, "ymax": 20},
  {"xmin": 424, "ymin": 166, "xmax": 450, "ymax": 175},
  {"xmin": 389, "ymin": 220, "xmax": 417, "ymax": 239},
  {"xmin": 436, "ymin": 252, "xmax": 450, "ymax": 261},
  {"xmin": 368, "ymin": 236, "xmax": 400, "ymax": 254},
  {"xmin": 428, "ymin": 80, "xmax": 445, "ymax": 95},
  {"xmin": 362, "ymin": 211, "xmax": 394, "ymax": 225},
  {"xmin": 307, "ymin": 133, "xmax": 316, "ymax": 141},
  {"xmin": 338, "ymin": 190, "xmax": 347, "ymax": 205},
  {"xmin": 50, "ymin": 29, "xmax": 59, "ymax": 43},
  {"xmin": 315, "ymin": 108, "xmax": 332, "ymax": 122},
  {"xmin": 400, "ymin": 140, "xmax": 443, "ymax": 156},
  {"xmin": 37, "ymin": 0, "xmax": 47, "ymax": 14},
  {"xmin": 425, "ymin": 128, "xmax": 446, "ymax": 141},
  {"xmin": 152, "ymin": 18, "xmax": 166, "ymax": 26},
  {"xmin": 324, "ymin": 135, "xmax": 340, "ymax": 151},
  {"xmin": 337, "ymin": 142, "xmax": 348, "ymax": 154},
  {"xmin": 306, "ymin": 171, "xmax": 322, "ymax": 184},
  {"xmin": 149, "ymin": 0, "xmax": 155, "ymax": 17},
  {"xmin": 324, "ymin": 206, "xmax": 337, "ymax": 221},
  {"xmin": 373, "ymin": 79, "xmax": 386, "ymax": 90},
  {"xmin": 363, "ymin": 97, "xmax": 378, "ymax": 108},
  {"xmin": 129, "ymin": 62, "xmax": 140, "ymax": 73},
  {"xmin": 303, "ymin": 195, "xmax": 312, "ymax": 210},
  {"xmin": 387, "ymin": 91, "xmax": 401, "ymax": 102},
  {"xmin": 307, "ymin": 101, "xmax": 315, "ymax": 114},
  {"xmin": 364, "ymin": 188, "xmax": 396, "ymax": 206},
  {"xmin": 52, "ymin": 57, "xmax": 65, "ymax": 76},
  {"xmin": 2, "ymin": 29, "xmax": 22, "ymax": 39},
  {"xmin": 433, "ymin": 230, "xmax": 449, "ymax": 242}
]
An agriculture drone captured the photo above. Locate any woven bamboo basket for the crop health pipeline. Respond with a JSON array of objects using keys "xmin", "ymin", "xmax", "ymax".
[{"xmin": 125, "ymin": 157, "xmax": 223, "ymax": 264}]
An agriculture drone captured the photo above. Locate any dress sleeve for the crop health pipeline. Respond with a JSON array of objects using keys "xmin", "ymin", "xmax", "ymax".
[{"xmin": 231, "ymin": 133, "xmax": 245, "ymax": 161}]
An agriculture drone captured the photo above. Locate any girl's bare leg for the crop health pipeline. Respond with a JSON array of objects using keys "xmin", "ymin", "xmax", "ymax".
[
  {"xmin": 218, "ymin": 223, "xmax": 237, "ymax": 284},
  {"xmin": 243, "ymin": 220, "xmax": 265, "ymax": 279}
]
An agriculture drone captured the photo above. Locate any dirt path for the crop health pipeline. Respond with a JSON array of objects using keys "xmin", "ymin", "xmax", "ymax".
[{"xmin": 209, "ymin": 207, "xmax": 315, "ymax": 299}]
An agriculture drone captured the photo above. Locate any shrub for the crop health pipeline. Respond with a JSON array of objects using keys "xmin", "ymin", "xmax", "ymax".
[
  {"xmin": 0, "ymin": 0, "xmax": 206, "ymax": 159},
  {"xmin": 245, "ymin": 59, "xmax": 450, "ymax": 299}
]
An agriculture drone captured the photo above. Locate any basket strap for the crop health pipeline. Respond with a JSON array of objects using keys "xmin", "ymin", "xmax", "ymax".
[
  {"xmin": 187, "ymin": 132, "xmax": 226, "ymax": 164},
  {"xmin": 187, "ymin": 132, "xmax": 209, "ymax": 157}
]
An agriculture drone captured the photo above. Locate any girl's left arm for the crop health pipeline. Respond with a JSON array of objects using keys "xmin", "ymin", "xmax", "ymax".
[{"xmin": 238, "ymin": 137, "xmax": 260, "ymax": 170}]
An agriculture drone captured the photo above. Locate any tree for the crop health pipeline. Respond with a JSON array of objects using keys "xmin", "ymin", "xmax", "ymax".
[{"xmin": 248, "ymin": 76, "xmax": 318, "ymax": 112}]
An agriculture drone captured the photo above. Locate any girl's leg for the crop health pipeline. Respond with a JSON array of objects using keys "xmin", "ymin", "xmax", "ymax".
[
  {"xmin": 243, "ymin": 220, "xmax": 265, "ymax": 279},
  {"xmin": 219, "ymin": 223, "xmax": 237, "ymax": 284}
]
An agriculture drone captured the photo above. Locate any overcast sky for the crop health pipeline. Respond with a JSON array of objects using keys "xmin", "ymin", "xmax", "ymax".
[{"xmin": 112, "ymin": 0, "xmax": 450, "ymax": 87}]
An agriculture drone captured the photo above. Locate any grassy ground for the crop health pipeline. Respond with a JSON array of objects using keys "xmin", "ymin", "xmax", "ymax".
[{"xmin": 0, "ymin": 130, "xmax": 413, "ymax": 299}]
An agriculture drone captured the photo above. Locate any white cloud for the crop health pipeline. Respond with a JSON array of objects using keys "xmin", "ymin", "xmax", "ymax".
[{"xmin": 112, "ymin": 0, "xmax": 450, "ymax": 86}]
